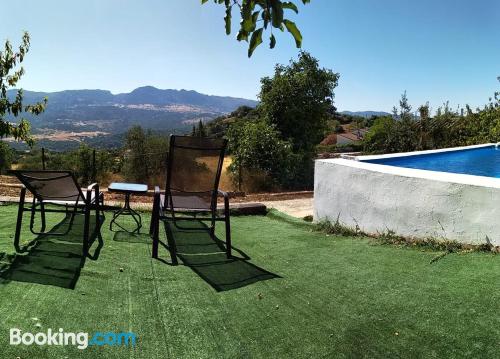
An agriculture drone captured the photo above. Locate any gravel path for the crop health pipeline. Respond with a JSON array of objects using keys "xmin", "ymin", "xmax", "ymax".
[
  {"xmin": 0, "ymin": 195, "xmax": 314, "ymax": 219},
  {"xmin": 260, "ymin": 198, "xmax": 313, "ymax": 218}
]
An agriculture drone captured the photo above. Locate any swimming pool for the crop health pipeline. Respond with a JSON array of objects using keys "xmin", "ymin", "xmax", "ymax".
[
  {"xmin": 314, "ymin": 144, "xmax": 500, "ymax": 246},
  {"xmin": 362, "ymin": 145, "xmax": 500, "ymax": 178}
]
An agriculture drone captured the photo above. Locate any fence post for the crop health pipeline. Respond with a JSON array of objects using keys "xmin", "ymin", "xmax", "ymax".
[
  {"xmin": 42, "ymin": 148, "xmax": 46, "ymax": 170},
  {"xmin": 92, "ymin": 149, "xmax": 96, "ymax": 183}
]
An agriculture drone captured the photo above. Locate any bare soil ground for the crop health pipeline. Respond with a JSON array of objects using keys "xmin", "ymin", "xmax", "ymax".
[{"xmin": 0, "ymin": 175, "xmax": 313, "ymax": 218}]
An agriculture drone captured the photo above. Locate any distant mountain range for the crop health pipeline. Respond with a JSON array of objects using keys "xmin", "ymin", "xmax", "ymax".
[
  {"xmin": 4, "ymin": 87, "xmax": 392, "ymax": 150},
  {"xmin": 340, "ymin": 111, "xmax": 391, "ymax": 118},
  {"xmin": 7, "ymin": 86, "xmax": 257, "ymax": 134}
]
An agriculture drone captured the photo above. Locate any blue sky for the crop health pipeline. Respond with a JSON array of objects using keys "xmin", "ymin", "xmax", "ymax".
[{"xmin": 1, "ymin": 0, "xmax": 498, "ymax": 112}]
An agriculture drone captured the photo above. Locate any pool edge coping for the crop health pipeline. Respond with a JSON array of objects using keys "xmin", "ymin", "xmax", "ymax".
[
  {"xmin": 316, "ymin": 144, "xmax": 500, "ymax": 190},
  {"xmin": 354, "ymin": 143, "xmax": 494, "ymax": 161}
]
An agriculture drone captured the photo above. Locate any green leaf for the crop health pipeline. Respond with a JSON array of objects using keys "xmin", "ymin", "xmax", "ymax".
[
  {"xmin": 270, "ymin": 0, "xmax": 284, "ymax": 28},
  {"xmin": 224, "ymin": 7, "xmax": 232, "ymax": 35},
  {"xmin": 282, "ymin": 2, "xmax": 299, "ymax": 13},
  {"xmin": 248, "ymin": 28, "xmax": 263, "ymax": 57},
  {"xmin": 269, "ymin": 34, "xmax": 276, "ymax": 49},
  {"xmin": 283, "ymin": 19, "xmax": 302, "ymax": 47},
  {"xmin": 251, "ymin": 11, "xmax": 260, "ymax": 31},
  {"xmin": 237, "ymin": 29, "xmax": 249, "ymax": 42},
  {"xmin": 241, "ymin": 7, "xmax": 256, "ymax": 32}
]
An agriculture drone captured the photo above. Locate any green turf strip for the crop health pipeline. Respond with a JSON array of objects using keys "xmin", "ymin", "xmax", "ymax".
[{"xmin": 0, "ymin": 204, "xmax": 498, "ymax": 358}]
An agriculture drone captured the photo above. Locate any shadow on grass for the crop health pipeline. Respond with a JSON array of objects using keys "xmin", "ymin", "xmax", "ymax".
[
  {"xmin": 0, "ymin": 214, "xmax": 104, "ymax": 289},
  {"xmin": 112, "ymin": 231, "xmax": 151, "ymax": 244},
  {"xmin": 157, "ymin": 219, "xmax": 281, "ymax": 292}
]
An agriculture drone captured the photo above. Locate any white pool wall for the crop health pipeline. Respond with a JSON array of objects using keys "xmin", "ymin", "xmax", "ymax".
[{"xmin": 314, "ymin": 144, "xmax": 500, "ymax": 246}]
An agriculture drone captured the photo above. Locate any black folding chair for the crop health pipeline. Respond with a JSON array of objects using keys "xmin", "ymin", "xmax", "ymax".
[
  {"xmin": 10, "ymin": 170, "xmax": 104, "ymax": 255},
  {"xmin": 150, "ymin": 135, "xmax": 231, "ymax": 265}
]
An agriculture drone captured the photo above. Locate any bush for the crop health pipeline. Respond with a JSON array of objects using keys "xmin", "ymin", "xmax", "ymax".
[
  {"xmin": 0, "ymin": 141, "xmax": 13, "ymax": 174},
  {"xmin": 227, "ymin": 120, "xmax": 296, "ymax": 191},
  {"xmin": 122, "ymin": 126, "xmax": 169, "ymax": 185}
]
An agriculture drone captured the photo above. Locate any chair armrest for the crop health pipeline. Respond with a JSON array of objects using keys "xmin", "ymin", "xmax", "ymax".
[
  {"xmin": 217, "ymin": 190, "xmax": 230, "ymax": 215},
  {"xmin": 217, "ymin": 190, "xmax": 229, "ymax": 199},
  {"xmin": 86, "ymin": 183, "xmax": 100, "ymax": 204}
]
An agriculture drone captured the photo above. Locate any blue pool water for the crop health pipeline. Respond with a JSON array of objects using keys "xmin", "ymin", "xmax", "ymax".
[{"xmin": 362, "ymin": 146, "xmax": 500, "ymax": 178}]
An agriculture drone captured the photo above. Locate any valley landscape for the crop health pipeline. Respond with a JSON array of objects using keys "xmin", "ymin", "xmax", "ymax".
[{"xmin": 6, "ymin": 86, "xmax": 257, "ymax": 150}]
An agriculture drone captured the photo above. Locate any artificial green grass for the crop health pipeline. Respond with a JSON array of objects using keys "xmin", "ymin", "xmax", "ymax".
[{"xmin": 0, "ymin": 204, "xmax": 498, "ymax": 358}]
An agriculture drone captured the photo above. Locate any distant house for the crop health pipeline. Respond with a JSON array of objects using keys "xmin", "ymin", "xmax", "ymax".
[
  {"xmin": 321, "ymin": 128, "xmax": 368, "ymax": 146},
  {"xmin": 320, "ymin": 133, "xmax": 337, "ymax": 146}
]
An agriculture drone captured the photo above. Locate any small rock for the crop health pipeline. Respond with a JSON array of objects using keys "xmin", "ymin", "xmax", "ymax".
[
  {"xmin": 35, "ymin": 323, "xmax": 42, "ymax": 328},
  {"xmin": 119, "ymin": 267, "xmax": 124, "ymax": 272},
  {"xmin": 275, "ymin": 305, "xmax": 279, "ymax": 310},
  {"xmin": 394, "ymin": 332, "xmax": 399, "ymax": 336}
]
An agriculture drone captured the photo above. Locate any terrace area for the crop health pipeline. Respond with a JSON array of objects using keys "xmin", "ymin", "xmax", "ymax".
[{"xmin": 0, "ymin": 203, "xmax": 498, "ymax": 358}]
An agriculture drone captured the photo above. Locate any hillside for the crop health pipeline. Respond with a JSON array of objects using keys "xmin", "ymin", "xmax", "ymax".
[
  {"xmin": 340, "ymin": 111, "xmax": 391, "ymax": 118},
  {"xmin": 5, "ymin": 87, "xmax": 257, "ymax": 149}
]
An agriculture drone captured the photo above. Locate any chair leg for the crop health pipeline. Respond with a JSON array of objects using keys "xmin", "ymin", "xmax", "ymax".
[
  {"xmin": 40, "ymin": 202, "xmax": 46, "ymax": 233},
  {"xmin": 210, "ymin": 214, "xmax": 216, "ymax": 238},
  {"xmin": 83, "ymin": 207, "xmax": 90, "ymax": 256},
  {"xmin": 164, "ymin": 221, "xmax": 178, "ymax": 265},
  {"xmin": 149, "ymin": 208, "xmax": 156, "ymax": 236},
  {"xmin": 223, "ymin": 195, "xmax": 232, "ymax": 258},
  {"xmin": 225, "ymin": 215, "xmax": 232, "ymax": 258},
  {"xmin": 95, "ymin": 201, "xmax": 100, "ymax": 235},
  {"xmin": 152, "ymin": 212, "xmax": 159, "ymax": 258},
  {"xmin": 14, "ymin": 188, "xmax": 26, "ymax": 252}
]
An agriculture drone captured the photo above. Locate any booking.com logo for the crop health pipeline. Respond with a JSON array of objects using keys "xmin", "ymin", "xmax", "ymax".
[{"xmin": 10, "ymin": 328, "xmax": 137, "ymax": 350}]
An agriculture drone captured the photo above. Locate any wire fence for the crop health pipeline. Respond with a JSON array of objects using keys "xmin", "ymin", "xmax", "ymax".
[
  {"xmin": 14, "ymin": 147, "xmax": 242, "ymax": 192},
  {"xmin": 40, "ymin": 147, "xmax": 98, "ymax": 182}
]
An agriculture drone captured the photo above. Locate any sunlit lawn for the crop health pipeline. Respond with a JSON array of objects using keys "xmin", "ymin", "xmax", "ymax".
[{"xmin": 0, "ymin": 203, "xmax": 498, "ymax": 358}]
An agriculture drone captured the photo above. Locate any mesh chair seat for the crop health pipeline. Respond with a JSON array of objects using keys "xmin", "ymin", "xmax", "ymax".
[
  {"xmin": 41, "ymin": 189, "xmax": 100, "ymax": 206},
  {"xmin": 160, "ymin": 193, "xmax": 212, "ymax": 211}
]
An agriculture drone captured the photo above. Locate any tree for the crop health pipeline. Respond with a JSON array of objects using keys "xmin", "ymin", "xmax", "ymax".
[
  {"xmin": 0, "ymin": 141, "xmax": 13, "ymax": 174},
  {"xmin": 144, "ymin": 131, "xmax": 169, "ymax": 184},
  {"xmin": 190, "ymin": 120, "xmax": 208, "ymax": 137},
  {"xmin": 123, "ymin": 126, "xmax": 148, "ymax": 183},
  {"xmin": 75, "ymin": 145, "xmax": 95, "ymax": 185},
  {"xmin": 363, "ymin": 116, "xmax": 397, "ymax": 153},
  {"xmin": 202, "ymin": 0, "xmax": 311, "ymax": 57},
  {"xmin": 196, "ymin": 120, "xmax": 207, "ymax": 137},
  {"xmin": 206, "ymin": 105, "xmax": 259, "ymax": 138},
  {"xmin": 220, "ymin": 52, "xmax": 337, "ymax": 189},
  {"xmin": 259, "ymin": 51, "xmax": 339, "ymax": 152},
  {"xmin": 364, "ymin": 78, "xmax": 500, "ymax": 154},
  {"xmin": 227, "ymin": 119, "xmax": 294, "ymax": 189},
  {"xmin": 495, "ymin": 76, "xmax": 500, "ymax": 106},
  {"xmin": 0, "ymin": 32, "xmax": 46, "ymax": 145},
  {"xmin": 392, "ymin": 91, "xmax": 412, "ymax": 121},
  {"xmin": 122, "ymin": 126, "xmax": 170, "ymax": 184},
  {"xmin": 417, "ymin": 102, "xmax": 431, "ymax": 149}
]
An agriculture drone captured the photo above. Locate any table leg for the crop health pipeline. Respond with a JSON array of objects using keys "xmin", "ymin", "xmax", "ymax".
[{"xmin": 109, "ymin": 192, "xmax": 143, "ymax": 233}]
